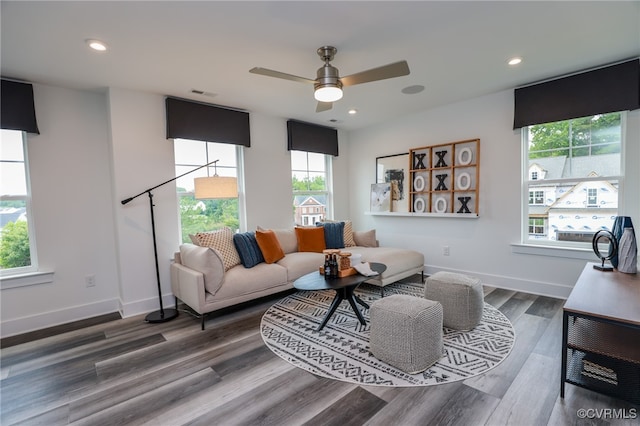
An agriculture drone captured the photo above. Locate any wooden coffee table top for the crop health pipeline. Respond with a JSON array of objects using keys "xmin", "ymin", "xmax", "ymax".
[{"xmin": 293, "ymin": 262, "xmax": 386, "ymax": 291}]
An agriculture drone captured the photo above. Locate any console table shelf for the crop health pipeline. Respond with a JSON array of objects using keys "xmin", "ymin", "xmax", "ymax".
[{"xmin": 561, "ymin": 263, "xmax": 640, "ymax": 405}]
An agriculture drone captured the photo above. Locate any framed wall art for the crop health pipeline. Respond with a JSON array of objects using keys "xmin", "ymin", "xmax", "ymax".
[
  {"xmin": 409, "ymin": 139, "xmax": 480, "ymax": 215},
  {"xmin": 376, "ymin": 153, "xmax": 409, "ymax": 212}
]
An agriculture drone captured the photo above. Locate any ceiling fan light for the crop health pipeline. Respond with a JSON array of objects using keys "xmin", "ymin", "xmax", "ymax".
[{"xmin": 314, "ymin": 86, "xmax": 343, "ymax": 102}]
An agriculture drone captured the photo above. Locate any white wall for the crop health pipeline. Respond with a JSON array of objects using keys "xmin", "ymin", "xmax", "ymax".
[
  {"xmin": 347, "ymin": 89, "xmax": 640, "ymax": 297},
  {"xmin": 1, "ymin": 84, "xmax": 120, "ymax": 336}
]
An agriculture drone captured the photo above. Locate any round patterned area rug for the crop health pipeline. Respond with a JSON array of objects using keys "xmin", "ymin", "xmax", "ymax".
[{"xmin": 260, "ymin": 281, "xmax": 515, "ymax": 387}]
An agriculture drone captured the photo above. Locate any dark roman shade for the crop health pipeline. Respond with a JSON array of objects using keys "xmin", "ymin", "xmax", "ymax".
[
  {"xmin": 287, "ymin": 119, "xmax": 338, "ymax": 156},
  {"xmin": 513, "ymin": 59, "xmax": 640, "ymax": 129},
  {"xmin": 166, "ymin": 97, "xmax": 250, "ymax": 146},
  {"xmin": 1, "ymin": 79, "xmax": 40, "ymax": 134}
]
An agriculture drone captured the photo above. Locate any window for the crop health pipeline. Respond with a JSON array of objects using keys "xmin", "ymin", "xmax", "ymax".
[
  {"xmin": 523, "ymin": 112, "xmax": 622, "ymax": 246},
  {"xmin": 531, "ymin": 171, "xmax": 538, "ymax": 181},
  {"xmin": 587, "ymin": 188, "xmax": 598, "ymax": 206},
  {"xmin": 291, "ymin": 151, "xmax": 332, "ymax": 226},
  {"xmin": 529, "ymin": 190, "xmax": 544, "ymax": 205},
  {"xmin": 174, "ymin": 139, "xmax": 242, "ymax": 243},
  {"xmin": 0, "ymin": 129, "xmax": 37, "ymax": 274},
  {"xmin": 528, "ymin": 218, "xmax": 547, "ymax": 236}
]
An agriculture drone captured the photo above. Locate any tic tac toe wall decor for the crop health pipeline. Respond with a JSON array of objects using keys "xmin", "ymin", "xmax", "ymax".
[{"xmin": 409, "ymin": 139, "xmax": 480, "ymax": 215}]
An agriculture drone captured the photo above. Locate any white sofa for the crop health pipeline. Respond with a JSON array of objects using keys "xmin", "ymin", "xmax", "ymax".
[{"xmin": 170, "ymin": 227, "xmax": 424, "ymax": 329}]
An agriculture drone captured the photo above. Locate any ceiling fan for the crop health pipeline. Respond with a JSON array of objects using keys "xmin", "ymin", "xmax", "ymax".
[{"xmin": 249, "ymin": 46, "xmax": 410, "ymax": 112}]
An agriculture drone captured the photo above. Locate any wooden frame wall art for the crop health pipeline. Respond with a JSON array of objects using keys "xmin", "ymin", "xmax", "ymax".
[{"xmin": 409, "ymin": 139, "xmax": 480, "ymax": 215}]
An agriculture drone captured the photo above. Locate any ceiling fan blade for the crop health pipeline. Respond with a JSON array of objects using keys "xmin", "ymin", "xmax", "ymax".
[
  {"xmin": 340, "ymin": 61, "xmax": 410, "ymax": 87},
  {"xmin": 316, "ymin": 101, "xmax": 333, "ymax": 113},
  {"xmin": 249, "ymin": 67, "xmax": 316, "ymax": 84}
]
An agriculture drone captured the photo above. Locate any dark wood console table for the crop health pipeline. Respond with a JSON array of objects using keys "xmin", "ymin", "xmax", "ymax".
[{"xmin": 561, "ymin": 263, "xmax": 640, "ymax": 404}]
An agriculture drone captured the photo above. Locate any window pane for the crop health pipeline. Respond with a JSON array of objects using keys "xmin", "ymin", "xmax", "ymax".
[
  {"xmin": 0, "ymin": 162, "xmax": 27, "ymax": 195},
  {"xmin": 291, "ymin": 151, "xmax": 330, "ymax": 225},
  {"xmin": 174, "ymin": 139, "xmax": 240, "ymax": 243},
  {"xmin": 525, "ymin": 113, "xmax": 621, "ymax": 246},
  {"xmin": 1, "ymin": 130, "xmax": 33, "ymax": 271}
]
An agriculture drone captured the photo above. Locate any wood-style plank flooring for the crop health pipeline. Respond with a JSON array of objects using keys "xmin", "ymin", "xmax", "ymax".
[{"xmin": 2, "ymin": 276, "xmax": 638, "ymax": 425}]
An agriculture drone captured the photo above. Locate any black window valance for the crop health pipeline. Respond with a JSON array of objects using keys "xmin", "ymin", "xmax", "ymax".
[
  {"xmin": 287, "ymin": 119, "xmax": 338, "ymax": 156},
  {"xmin": 1, "ymin": 79, "xmax": 40, "ymax": 134},
  {"xmin": 513, "ymin": 58, "xmax": 640, "ymax": 129},
  {"xmin": 165, "ymin": 97, "xmax": 250, "ymax": 147}
]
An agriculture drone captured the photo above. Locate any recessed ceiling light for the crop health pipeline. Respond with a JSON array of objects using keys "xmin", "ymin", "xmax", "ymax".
[
  {"xmin": 401, "ymin": 85, "xmax": 425, "ymax": 95},
  {"xmin": 86, "ymin": 39, "xmax": 108, "ymax": 52},
  {"xmin": 508, "ymin": 57, "xmax": 522, "ymax": 66},
  {"xmin": 348, "ymin": 109, "xmax": 358, "ymax": 115}
]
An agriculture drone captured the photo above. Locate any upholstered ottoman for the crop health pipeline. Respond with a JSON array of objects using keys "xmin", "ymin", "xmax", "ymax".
[
  {"xmin": 425, "ymin": 271, "xmax": 484, "ymax": 331},
  {"xmin": 369, "ymin": 294, "xmax": 443, "ymax": 374}
]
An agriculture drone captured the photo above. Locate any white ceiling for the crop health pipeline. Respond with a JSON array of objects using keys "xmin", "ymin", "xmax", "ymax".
[{"xmin": 2, "ymin": 1, "xmax": 639, "ymax": 131}]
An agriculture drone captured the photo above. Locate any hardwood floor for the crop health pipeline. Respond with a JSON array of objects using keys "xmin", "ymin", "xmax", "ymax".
[{"xmin": 1, "ymin": 277, "xmax": 638, "ymax": 426}]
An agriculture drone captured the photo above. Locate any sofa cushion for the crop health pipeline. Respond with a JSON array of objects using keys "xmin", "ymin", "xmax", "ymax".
[
  {"xmin": 316, "ymin": 221, "xmax": 345, "ymax": 249},
  {"xmin": 272, "ymin": 228, "xmax": 298, "ymax": 254},
  {"xmin": 295, "ymin": 226, "xmax": 326, "ymax": 253},
  {"xmin": 214, "ymin": 262, "xmax": 288, "ymax": 300},
  {"xmin": 233, "ymin": 232, "xmax": 264, "ymax": 268},
  {"xmin": 353, "ymin": 229, "xmax": 378, "ymax": 247},
  {"xmin": 349, "ymin": 246, "xmax": 424, "ymax": 279},
  {"xmin": 193, "ymin": 227, "xmax": 241, "ymax": 271},
  {"xmin": 255, "ymin": 229, "xmax": 286, "ymax": 263},
  {"xmin": 180, "ymin": 244, "xmax": 225, "ymax": 295},
  {"xmin": 277, "ymin": 251, "xmax": 325, "ymax": 281}
]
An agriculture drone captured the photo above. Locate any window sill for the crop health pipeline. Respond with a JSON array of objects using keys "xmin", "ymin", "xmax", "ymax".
[
  {"xmin": 511, "ymin": 243, "xmax": 595, "ymax": 260},
  {"xmin": 0, "ymin": 270, "xmax": 55, "ymax": 290}
]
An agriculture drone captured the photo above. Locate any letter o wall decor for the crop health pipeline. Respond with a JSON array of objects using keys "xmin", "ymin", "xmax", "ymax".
[{"xmin": 409, "ymin": 139, "xmax": 480, "ymax": 215}]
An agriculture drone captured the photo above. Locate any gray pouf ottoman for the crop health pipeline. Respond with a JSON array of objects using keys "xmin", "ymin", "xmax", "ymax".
[
  {"xmin": 425, "ymin": 271, "xmax": 484, "ymax": 331},
  {"xmin": 369, "ymin": 294, "xmax": 443, "ymax": 374}
]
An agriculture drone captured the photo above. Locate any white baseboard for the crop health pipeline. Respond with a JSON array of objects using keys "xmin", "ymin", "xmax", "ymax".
[
  {"xmin": 0, "ymin": 298, "xmax": 120, "ymax": 338},
  {"xmin": 424, "ymin": 265, "xmax": 572, "ymax": 299},
  {"xmin": 118, "ymin": 293, "xmax": 178, "ymax": 318}
]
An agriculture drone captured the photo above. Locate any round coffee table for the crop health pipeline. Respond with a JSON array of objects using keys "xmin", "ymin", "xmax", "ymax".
[{"xmin": 293, "ymin": 262, "xmax": 387, "ymax": 331}]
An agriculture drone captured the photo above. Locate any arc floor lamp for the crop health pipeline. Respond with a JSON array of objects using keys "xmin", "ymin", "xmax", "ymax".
[{"xmin": 121, "ymin": 159, "xmax": 237, "ymax": 323}]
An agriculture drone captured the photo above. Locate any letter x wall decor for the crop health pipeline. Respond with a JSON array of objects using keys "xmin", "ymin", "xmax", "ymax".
[{"xmin": 409, "ymin": 139, "xmax": 480, "ymax": 215}]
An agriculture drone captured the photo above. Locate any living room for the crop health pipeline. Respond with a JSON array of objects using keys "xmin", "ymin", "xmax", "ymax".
[
  {"xmin": 2, "ymin": 0, "xmax": 638, "ymax": 338},
  {"xmin": 2, "ymin": 2, "xmax": 640, "ymax": 424}
]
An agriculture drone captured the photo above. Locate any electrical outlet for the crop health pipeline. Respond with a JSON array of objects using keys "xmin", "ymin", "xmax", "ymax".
[
  {"xmin": 85, "ymin": 274, "xmax": 96, "ymax": 287},
  {"xmin": 443, "ymin": 246, "xmax": 450, "ymax": 256}
]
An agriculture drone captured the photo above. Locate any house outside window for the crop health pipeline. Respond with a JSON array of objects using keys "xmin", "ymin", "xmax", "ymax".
[
  {"xmin": 0, "ymin": 129, "xmax": 37, "ymax": 274},
  {"xmin": 523, "ymin": 112, "xmax": 622, "ymax": 246},
  {"xmin": 291, "ymin": 151, "xmax": 332, "ymax": 225},
  {"xmin": 174, "ymin": 139, "xmax": 242, "ymax": 243}
]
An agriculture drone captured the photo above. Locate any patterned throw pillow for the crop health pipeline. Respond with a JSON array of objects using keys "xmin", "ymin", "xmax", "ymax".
[
  {"xmin": 316, "ymin": 221, "xmax": 345, "ymax": 249},
  {"xmin": 233, "ymin": 232, "xmax": 265, "ymax": 268},
  {"xmin": 343, "ymin": 221, "xmax": 357, "ymax": 247},
  {"xmin": 193, "ymin": 227, "xmax": 241, "ymax": 271}
]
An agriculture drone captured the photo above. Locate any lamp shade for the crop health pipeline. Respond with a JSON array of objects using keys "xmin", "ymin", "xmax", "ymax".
[{"xmin": 194, "ymin": 176, "xmax": 238, "ymax": 199}]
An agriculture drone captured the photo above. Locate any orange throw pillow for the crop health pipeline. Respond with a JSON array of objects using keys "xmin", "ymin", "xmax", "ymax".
[
  {"xmin": 255, "ymin": 229, "xmax": 285, "ymax": 263},
  {"xmin": 295, "ymin": 226, "xmax": 326, "ymax": 253}
]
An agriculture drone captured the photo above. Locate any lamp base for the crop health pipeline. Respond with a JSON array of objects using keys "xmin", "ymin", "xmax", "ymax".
[
  {"xmin": 593, "ymin": 264, "xmax": 614, "ymax": 272},
  {"xmin": 145, "ymin": 308, "xmax": 179, "ymax": 323}
]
